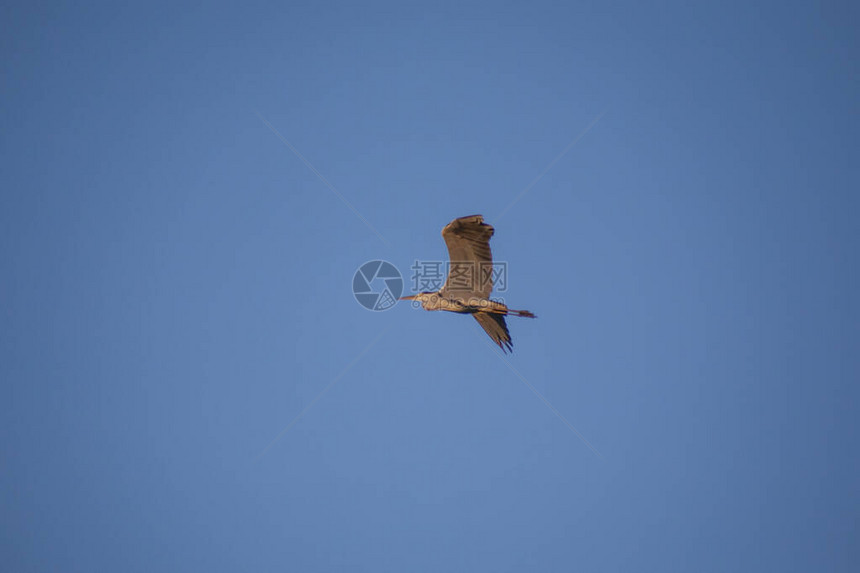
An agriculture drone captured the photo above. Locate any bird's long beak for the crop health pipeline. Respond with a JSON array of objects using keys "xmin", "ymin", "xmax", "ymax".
[{"xmin": 399, "ymin": 294, "xmax": 418, "ymax": 300}]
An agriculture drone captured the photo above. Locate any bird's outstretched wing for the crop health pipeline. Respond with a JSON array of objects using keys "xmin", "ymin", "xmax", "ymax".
[
  {"xmin": 440, "ymin": 214, "xmax": 495, "ymax": 300},
  {"xmin": 473, "ymin": 312, "xmax": 513, "ymax": 353}
]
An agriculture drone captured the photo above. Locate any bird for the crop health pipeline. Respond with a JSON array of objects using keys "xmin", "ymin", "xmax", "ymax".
[{"xmin": 400, "ymin": 214, "xmax": 535, "ymax": 353}]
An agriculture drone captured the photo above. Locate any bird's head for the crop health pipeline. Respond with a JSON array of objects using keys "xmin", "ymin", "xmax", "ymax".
[{"xmin": 399, "ymin": 292, "xmax": 436, "ymax": 308}]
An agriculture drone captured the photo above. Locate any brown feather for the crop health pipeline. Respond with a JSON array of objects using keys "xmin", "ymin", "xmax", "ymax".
[
  {"xmin": 473, "ymin": 312, "xmax": 513, "ymax": 353},
  {"xmin": 440, "ymin": 215, "xmax": 495, "ymax": 299}
]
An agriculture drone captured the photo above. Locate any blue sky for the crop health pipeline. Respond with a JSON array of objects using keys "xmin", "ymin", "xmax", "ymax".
[{"xmin": 2, "ymin": 1, "xmax": 857, "ymax": 571}]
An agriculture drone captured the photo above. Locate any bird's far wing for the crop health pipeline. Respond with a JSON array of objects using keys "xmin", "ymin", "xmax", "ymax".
[
  {"xmin": 440, "ymin": 214, "xmax": 495, "ymax": 300},
  {"xmin": 473, "ymin": 312, "xmax": 513, "ymax": 353}
]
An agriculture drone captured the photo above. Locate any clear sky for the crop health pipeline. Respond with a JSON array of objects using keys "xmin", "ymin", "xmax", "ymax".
[{"xmin": 2, "ymin": 1, "xmax": 857, "ymax": 571}]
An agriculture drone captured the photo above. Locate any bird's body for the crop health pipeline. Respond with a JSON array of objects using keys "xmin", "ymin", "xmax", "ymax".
[{"xmin": 401, "ymin": 215, "xmax": 535, "ymax": 353}]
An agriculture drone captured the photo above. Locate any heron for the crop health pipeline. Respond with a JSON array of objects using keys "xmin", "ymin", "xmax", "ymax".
[{"xmin": 400, "ymin": 214, "xmax": 536, "ymax": 353}]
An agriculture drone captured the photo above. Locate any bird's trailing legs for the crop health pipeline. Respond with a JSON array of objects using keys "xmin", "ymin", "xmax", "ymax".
[{"xmin": 465, "ymin": 298, "xmax": 536, "ymax": 319}]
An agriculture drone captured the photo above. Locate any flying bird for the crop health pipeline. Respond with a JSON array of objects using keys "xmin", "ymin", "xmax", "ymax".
[{"xmin": 400, "ymin": 215, "xmax": 535, "ymax": 353}]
